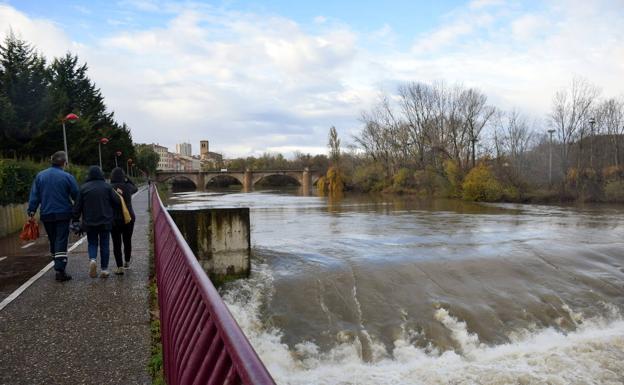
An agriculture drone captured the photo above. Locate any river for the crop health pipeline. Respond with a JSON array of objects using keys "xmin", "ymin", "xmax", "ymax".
[{"xmin": 166, "ymin": 188, "xmax": 624, "ymax": 384}]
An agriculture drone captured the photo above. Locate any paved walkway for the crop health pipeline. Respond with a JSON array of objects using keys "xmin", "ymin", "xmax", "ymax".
[{"xmin": 0, "ymin": 188, "xmax": 152, "ymax": 385}]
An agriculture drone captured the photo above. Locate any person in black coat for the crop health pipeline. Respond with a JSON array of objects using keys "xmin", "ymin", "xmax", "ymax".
[
  {"xmin": 109, "ymin": 167, "xmax": 138, "ymax": 274},
  {"xmin": 73, "ymin": 166, "xmax": 120, "ymax": 278}
]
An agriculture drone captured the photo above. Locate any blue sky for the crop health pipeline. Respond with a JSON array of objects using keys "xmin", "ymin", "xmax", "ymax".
[
  {"xmin": 12, "ymin": 1, "xmax": 461, "ymax": 40},
  {"xmin": 1, "ymin": 0, "xmax": 622, "ymax": 157}
]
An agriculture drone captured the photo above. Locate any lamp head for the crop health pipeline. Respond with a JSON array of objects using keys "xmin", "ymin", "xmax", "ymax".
[{"xmin": 64, "ymin": 113, "xmax": 79, "ymax": 122}]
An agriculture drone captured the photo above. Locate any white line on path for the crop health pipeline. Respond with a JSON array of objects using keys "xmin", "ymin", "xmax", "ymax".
[
  {"xmin": 0, "ymin": 257, "xmax": 7, "ymax": 262},
  {"xmin": 0, "ymin": 237, "xmax": 85, "ymax": 311},
  {"xmin": 0, "ymin": 187, "xmax": 146, "ymax": 312},
  {"xmin": 21, "ymin": 242, "xmax": 36, "ymax": 249}
]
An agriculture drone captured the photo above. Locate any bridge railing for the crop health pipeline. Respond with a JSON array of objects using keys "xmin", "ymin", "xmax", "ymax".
[{"xmin": 150, "ymin": 185, "xmax": 276, "ymax": 385}]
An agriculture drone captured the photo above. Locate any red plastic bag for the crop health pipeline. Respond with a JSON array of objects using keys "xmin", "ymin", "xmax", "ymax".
[{"xmin": 19, "ymin": 218, "xmax": 40, "ymax": 241}]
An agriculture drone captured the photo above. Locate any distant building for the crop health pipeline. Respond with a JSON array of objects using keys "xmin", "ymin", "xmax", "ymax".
[
  {"xmin": 151, "ymin": 143, "xmax": 170, "ymax": 171},
  {"xmin": 198, "ymin": 140, "xmax": 223, "ymax": 170},
  {"xmin": 178, "ymin": 155, "xmax": 201, "ymax": 171},
  {"xmin": 200, "ymin": 140, "xmax": 209, "ymax": 160},
  {"xmin": 176, "ymin": 142, "xmax": 192, "ymax": 157}
]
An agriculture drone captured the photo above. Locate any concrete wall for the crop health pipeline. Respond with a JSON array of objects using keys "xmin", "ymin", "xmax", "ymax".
[
  {"xmin": 0, "ymin": 202, "xmax": 29, "ymax": 238},
  {"xmin": 168, "ymin": 207, "xmax": 250, "ymax": 284}
]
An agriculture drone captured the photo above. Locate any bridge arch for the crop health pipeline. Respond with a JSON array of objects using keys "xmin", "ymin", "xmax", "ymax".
[
  {"xmin": 205, "ymin": 174, "xmax": 244, "ymax": 189},
  {"xmin": 252, "ymin": 173, "xmax": 301, "ymax": 187},
  {"xmin": 159, "ymin": 175, "xmax": 198, "ymax": 190}
]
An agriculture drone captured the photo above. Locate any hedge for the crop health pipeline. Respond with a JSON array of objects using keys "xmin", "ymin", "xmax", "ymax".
[{"xmin": 0, "ymin": 159, "xmax": 87, "ymax": 205}]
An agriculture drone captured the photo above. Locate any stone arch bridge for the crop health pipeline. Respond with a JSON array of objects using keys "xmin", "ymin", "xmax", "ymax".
[{"xmin": 155, "ymin": 169, "xmax": 321, "ymax": 192}]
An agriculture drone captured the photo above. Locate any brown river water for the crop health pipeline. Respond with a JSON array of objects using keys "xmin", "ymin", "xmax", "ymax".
[{"xmin": 166, "ymin": 188, "xmax": 624, "ymax": 385}]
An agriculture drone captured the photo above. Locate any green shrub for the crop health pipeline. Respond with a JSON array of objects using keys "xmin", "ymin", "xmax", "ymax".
[
  {"xmin": 0, "ymin": 159, "xmax": 88, "ymax": 205},
  {"xmin": 414, "ymin": 166, "xmax": 445, "ymax": 195},
  {"xmin": 317, "ymin": 175, "xmax": 327, "ymax": 195},
  {"xmin": 604, "ymin": 180, "xmax": 624, "ymax": 202},
  {"xmin": 0, "ymin": 159, "xmax": 45, "ymax": 205},
  {"xmin": 603, "ymin": 165, "xmax": 624, "ymax": 181},
  {"xmin": 443, "ymin": 160, "xmax": 462, "ymax": 198},
  {"xmin": 392, "ymin": 168, "xmax": 414, "ymax": 189},
  {"xmin": 566, "ymin": 167, "xmax": 602, "ymax": 202},
  {"xmin": 326, "ymin": 166, "xmax": 344, "ymax": 196},
  {"xmin": 352, "ymin": 163, "xmax": 387, "ymax": 192},
  {"xmin": 461, "ymin": 164, "xmax": 503, "ymax": 202},
  {"xmin": 65, "ymin": 164, "xmax": 88, "ymax": 183}
]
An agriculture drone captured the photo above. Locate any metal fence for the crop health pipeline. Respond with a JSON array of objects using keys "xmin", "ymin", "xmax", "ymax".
[{"xmin": 151, "ymin": 185, "xmax": 276, "ymax": 385}]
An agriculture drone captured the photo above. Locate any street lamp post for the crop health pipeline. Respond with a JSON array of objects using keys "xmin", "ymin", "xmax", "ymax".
[
  {"xmin": 99, "ymin": 137, "xmax": 109, "ymax": 170},
  {"xmin": 548, "ymin": 129, "xmax": 556, "ymax": 188},
  {"xmin": 588, "ymin": 117, "xmax": 596, "ymax": 168},
  {"xmin": 62, "ymin": 113, "xmax": 79, "ymax": 165},
  {"xmin": 115, "ymin": 150, "xmax": 122, "ymax": 167}
]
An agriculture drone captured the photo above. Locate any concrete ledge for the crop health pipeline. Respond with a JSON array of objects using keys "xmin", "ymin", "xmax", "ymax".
[{"xmin": 168, "ymin": 207, "xmax": 251, "ymax": 285}]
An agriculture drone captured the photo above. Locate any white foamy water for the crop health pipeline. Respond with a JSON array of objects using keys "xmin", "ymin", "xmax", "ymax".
[{"xmin": 222, "ymin": 264, "xmax": 624, "ymax": 385}]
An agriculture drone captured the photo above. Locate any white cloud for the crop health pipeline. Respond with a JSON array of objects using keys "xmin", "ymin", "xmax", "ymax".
[
  {"xmin": 411, "ymin": 9, "xmax": 495, "ymax": 54},
  {"xmin": 511, "ymin": 14, "xmax": 549, "ymax": 41},
  {"xmin": 0, "ymin": 4, "xmax": 75, "ymax": 58},
  {"xmin": 469, "ymin": 0, "xmax": 504, "ymax": 9}
]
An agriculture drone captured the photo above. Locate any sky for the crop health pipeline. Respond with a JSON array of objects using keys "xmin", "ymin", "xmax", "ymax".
[{"xmin": 1, "ymin": 0, "xmax": 623, "ymax": 158}]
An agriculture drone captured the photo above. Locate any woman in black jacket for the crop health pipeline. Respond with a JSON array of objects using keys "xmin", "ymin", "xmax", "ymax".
[
  {"xmin": 110, "ymin": 167, "xmax": 138, "ymax": 275},
  {"xmin": 73, "ymin": 166, "xmax": 120, "ymax": 278}
]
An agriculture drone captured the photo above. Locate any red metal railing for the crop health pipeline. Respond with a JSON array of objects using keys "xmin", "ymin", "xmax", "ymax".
[{"xmin": 151, "ymin": 185, "xmax": 276, "ymax": 385}]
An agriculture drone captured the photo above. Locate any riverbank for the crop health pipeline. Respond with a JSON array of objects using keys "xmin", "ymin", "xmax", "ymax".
[{"xmin": 375, "ymin": 186, "xmax": 624, "ymax": 205}]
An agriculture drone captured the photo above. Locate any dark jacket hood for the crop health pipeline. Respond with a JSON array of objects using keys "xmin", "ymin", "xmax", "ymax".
[
  {"xmin": 110, "ymin": 167, "xmax": 125, "ymax": 183},
  {"xmin": 86, "ymin": 166, "xmax": 105, "ymax": 181}
]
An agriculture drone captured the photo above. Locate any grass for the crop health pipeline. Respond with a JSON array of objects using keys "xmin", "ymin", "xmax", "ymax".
[{"xmin": 147, "ymin": 208, "xmax": 165, "ymax": 385}]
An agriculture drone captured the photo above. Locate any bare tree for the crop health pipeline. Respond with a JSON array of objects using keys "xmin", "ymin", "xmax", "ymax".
[
  {"xmin": 356, "ymin": 96, "xmax": 403, "ymax": 176},
  {"xmin": 549, "ymin": 77, "xmax": 600, "ymax": 173},
  {"xmin": 492, "ymin": 109, "xmax": 535, "ymax": 178},
  {"xmin": 459, "ymin": 88, "xmax": 496, "ymax": 168},
  {"xmin": 596, "ymin": 97, "xmax": 624, "ymax": 166}
]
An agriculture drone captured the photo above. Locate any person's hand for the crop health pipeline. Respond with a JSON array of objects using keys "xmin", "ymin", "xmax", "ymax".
[
  {"xmin": 116, "ymin": 188, "xmax": 123, "ymax": 195},
  {"xmin": 70, "ymin": 221, "xmax": 83, "ymax": 236}
]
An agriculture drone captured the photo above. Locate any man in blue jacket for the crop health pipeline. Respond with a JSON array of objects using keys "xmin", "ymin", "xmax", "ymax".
[{"xmin": 28, "ymin": 151, "xmax": 80, "ymax": 282}]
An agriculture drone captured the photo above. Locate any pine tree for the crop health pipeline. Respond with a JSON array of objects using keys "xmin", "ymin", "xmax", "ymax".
[{"xmin": 0, "ymin": 32, "xmax": 49, "ymax": 154}]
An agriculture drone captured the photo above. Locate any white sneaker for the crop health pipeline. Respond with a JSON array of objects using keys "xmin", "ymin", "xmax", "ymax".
[
  {"xmin": 99, "ymin": 270, "xmax": 110, "ymax": 278},
  {"xmin": 114, "ymin": 267, "xmax": 124, "ymax": 275},
  {"xmin": 89, "ymin": 260, "xmax": 97, "ymax": 278},
  {"xmin": 123, "ymin": 261, "xmax": 131, "ymax": 269}
]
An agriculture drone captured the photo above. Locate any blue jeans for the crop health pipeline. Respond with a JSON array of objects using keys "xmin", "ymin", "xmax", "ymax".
[
  {"xmin": 87, "ymin": 229, "xmax": 110, "ymax": 270},
  {"xmin": 43, "ymin": 220, "xmax": 70, "ymax": 272}
]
